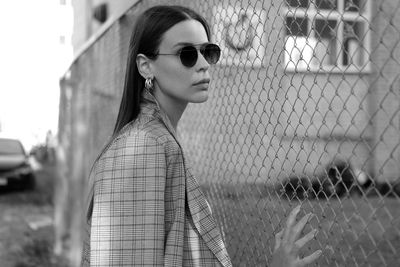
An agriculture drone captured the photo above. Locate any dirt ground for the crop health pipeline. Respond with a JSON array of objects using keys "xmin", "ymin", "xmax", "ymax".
[
  {"xmin": 0, "ymin": 164, "xmax": 68, "ymax": 267},
  {"xmin": 2, "ymin": 161, "xmax": 398, "ymax": 267}
]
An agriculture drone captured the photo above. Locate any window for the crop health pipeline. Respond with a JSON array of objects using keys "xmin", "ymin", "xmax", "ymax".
[
  {"xmin": 0, "ymin": 138, "xmax": 24, "ymax": 155},
  {"xmin": 283, "ymin": 0, "xmax": 370, "ymax": 72},
  {"xmin": 59, "ymin": 35, "xmax": 66, "ymax": 45}
]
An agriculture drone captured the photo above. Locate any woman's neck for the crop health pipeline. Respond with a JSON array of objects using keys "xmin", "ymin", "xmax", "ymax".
[{"xmin": 153, "ymin": 89, "xmax": 188, "ymax": 131}]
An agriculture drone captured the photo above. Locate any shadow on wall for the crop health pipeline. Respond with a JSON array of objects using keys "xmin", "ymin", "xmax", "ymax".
[{"xmin": 279, "ymin": 159, "xmax": 400, "ymax": 200}]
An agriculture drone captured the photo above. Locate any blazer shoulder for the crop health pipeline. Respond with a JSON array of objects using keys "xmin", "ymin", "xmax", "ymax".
[{"xmin": 111, "ymin": 116, "xmax": 181, "ymax": 156}]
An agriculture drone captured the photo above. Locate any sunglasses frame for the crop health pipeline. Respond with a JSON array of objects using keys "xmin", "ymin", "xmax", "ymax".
[{"xmin": 154, "ymin": 43, "xmax": 221, "ymax": 68}]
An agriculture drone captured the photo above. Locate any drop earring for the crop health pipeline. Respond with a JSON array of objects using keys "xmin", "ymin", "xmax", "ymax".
[{"xmin": 145, "ymin": 77, "xmax": 154, "ymax": 90}]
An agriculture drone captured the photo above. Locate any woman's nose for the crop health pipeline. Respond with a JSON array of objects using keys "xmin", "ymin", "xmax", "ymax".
[{"xmin": 196, "ymin": 51, "xmax": 210, "ymax": 72}]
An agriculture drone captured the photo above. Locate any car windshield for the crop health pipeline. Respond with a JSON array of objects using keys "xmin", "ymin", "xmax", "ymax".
[{"xmin": 0, "ymin": 138, "xmax": 25, "ymax": 155}]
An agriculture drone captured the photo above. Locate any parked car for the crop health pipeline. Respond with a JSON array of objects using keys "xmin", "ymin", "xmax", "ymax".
[{"xmin": 0, "ymin": 137, "xmax": 35, "ymax": 190}]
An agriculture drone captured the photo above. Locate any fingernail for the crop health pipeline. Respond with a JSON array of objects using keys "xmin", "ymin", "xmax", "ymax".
[
  {"xmin": 313, "ymin": 229, "xmax": 319, "ymax": 236},
  {"xmin": 295, "ymin": 204, "xmax": 301, "ymax": 212}
]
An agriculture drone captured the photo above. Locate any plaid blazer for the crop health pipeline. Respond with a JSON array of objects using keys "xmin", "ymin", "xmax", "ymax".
[{"xmin": 81, "ymin": 90, "xmax": 232, "ymax": 267}]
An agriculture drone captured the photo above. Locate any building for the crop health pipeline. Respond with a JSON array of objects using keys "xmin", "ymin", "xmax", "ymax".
[
  {"xmin": 66, "ymin": 0, "xmax": 399, "ymax": 184},
  {"xmin": 59, "ymin": 0, "xmax": 74, "ymax": 74},
  {"xmin": 71, "ymin": 0, "xmax": 138, "ymax": 55},
  {"xmin": 181, "ymin": 0, "xmax": 400, "ymax": 184}
]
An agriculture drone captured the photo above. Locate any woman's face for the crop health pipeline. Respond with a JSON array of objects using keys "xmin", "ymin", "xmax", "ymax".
[{"xmin": 151, "ymin": 19, "xmax": 211, "ymax": 105}]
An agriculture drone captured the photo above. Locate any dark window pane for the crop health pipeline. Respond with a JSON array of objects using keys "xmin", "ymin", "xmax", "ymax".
[
  {"xmin": 286, "ymin": 0, "xmax": 309, "ymax": 8},
  {"xmin": 343, "ymin": 21, "xmax": 365, "ymax": 66},
  {"xmin": 315, "ymin": 19, "xmax": 337, "ymax": 40},
  {"xmin": 343, "ymin": 20, "xmax": 364, "ymax": 41},
  {"xmin": 316, "ymin": 0, "xmax": 337, "ymax": 10},
  {"xmin": 345, "ymin": 0, "xmax": 365, "ymax": 12},
  {"xmin": 314, "ymin": 19, "xmax": 338, "ymax": 65},
  {"xmin": 286, "ymin": 17, "xmax": 309, "ymax": 36}
]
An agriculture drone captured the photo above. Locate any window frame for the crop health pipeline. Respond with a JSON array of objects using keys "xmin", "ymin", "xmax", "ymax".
[{"xmin": 282, "ymin": 0, "xmax": 372, "ymax": 73}]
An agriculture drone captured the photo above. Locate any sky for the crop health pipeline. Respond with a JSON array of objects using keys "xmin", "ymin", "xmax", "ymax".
[{"xmin": 0, "ymin": 0, "xmax": 73, "ymax": 149}]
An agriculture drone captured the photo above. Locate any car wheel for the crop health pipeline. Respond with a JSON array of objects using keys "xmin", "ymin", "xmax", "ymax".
[{"xmin": 23, "ymin": 174, "xmax": 36, "ymax": 190}]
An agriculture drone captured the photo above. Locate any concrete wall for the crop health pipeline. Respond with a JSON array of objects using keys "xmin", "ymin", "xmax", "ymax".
[
  {"xmin": 179, "ymin": 0, "xmax": 398, "ymax": 184},
  {"xmin": 71, "ymin": 0, "xmax": 138, "ymax": 55},
  {"xmin": 369, "ymin": 0, "xmax": 400, "ymax": 182},
  {"xmin": 66, "ymin": 0, "xmax": 399, "ymax": 187},
  {"xmin": 71, "ymin": 0, "xmax": 91, "ymax": 54}
]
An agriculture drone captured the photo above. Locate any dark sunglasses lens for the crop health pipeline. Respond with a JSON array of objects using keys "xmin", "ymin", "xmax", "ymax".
[
  {"xmin": 203, "ymin": 44, "xmax": 221, "ymax": 64},
  {"xmin": 179, "ymin": 46, "xmax": 198, "ymax": 67}
]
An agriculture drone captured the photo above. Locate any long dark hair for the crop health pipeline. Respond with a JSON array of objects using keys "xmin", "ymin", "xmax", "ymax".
[{"xmin": 112, "ymin": 5, "xmax": 211, "ymax": 136}]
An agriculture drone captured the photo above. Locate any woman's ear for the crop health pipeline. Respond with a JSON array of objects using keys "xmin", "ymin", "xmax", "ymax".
[{"xmin": 136, "ymin": 53, "xmax": 153, "ymax": 79}]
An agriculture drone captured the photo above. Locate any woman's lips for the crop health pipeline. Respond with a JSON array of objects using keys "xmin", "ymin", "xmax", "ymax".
[
  {"xmin": 193, "ymin": 78, "xmax": 210, "ymax": 86},
  {"xmin": 193, "ymin": 79, "xmax": 210, "ymax": 90}
]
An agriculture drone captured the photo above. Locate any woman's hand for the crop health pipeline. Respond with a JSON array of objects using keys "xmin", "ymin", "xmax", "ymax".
[{"xmin": 270, "ymin": 205, "xmax": 322, "ymax": 267}]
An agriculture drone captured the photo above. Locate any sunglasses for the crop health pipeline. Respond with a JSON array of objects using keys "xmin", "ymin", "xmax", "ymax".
[{"xmin": 155, "ymin": 43, "xmax": 221, "ymax": 68}]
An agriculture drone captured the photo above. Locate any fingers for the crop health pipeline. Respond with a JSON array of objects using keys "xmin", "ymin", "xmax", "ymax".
[
  {"xmin": 274, "ymin": 230, "xmax": 283, "ymax": 251},
  {"xmin": 297, "ymin": 250, "xmax": 322, "ymax": 266},
  {"xmin": 293, "ymin": 228, "xmax": 318, "ymax": 254},
  {"xmin": 290, "ymin": 213, "xmax": 314, "ymax": 244},
  {"xmin": 283, "ymin": 204, "xmax": 301, "ymax": 242},
  {"xmin": 276, "ymin": 205, "xmax": 321, "ymax": 266}
]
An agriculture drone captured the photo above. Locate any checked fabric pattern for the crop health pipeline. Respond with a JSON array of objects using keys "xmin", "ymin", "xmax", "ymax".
[{"xmin": 81, "ymin": 90, "xmax": 232, "ymax": 267}]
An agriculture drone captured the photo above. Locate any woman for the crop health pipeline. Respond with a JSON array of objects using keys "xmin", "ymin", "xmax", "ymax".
[{"xmin": 81, "ymin": 5, "xmax": 322, "ymax": 267}]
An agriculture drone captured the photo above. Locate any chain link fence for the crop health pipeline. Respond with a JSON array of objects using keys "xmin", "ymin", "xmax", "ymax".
[{"xmin": 58, "ymin": 0, "xmax": 400, "ymax": 266}]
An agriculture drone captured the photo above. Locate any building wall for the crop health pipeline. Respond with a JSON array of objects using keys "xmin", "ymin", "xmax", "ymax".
[
  {"xmin": 179, "ymin": 0, "xmax": 398, "ymax": 183},
  {"xmin": 71, "ymin": 0, "xmax": 90, "ymax": 54},
  {"xmin": 59, "ymin": 0, "xmax": 74, "ymax": 73},
  {"xmin": 370, "ymin": 0, "xmax": 400, "ymax": 182},
  {"xmin": 71, "ymin": 0, "xmax": 138, "ymax": 55},
  {"xmin": 66, "ymin": 0, "xmax": 400, "ymax": 187},
  {"xmin": 93, "ymin": 0, "xmax": 138, "ymax": 19}
]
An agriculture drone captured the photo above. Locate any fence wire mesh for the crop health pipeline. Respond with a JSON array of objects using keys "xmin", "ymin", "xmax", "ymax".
[{"xmin": 59, "ymin": 0, "xmax": 400, "ymax": 266}]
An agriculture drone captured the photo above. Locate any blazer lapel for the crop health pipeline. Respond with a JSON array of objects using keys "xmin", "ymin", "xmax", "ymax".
[
  {"xmin": 142, "ymin": 90, "xmax": 232, "ymax": 266},
  {"xmin": 185, "ymin": 168, "xmax": 232, "ymax": 267}
]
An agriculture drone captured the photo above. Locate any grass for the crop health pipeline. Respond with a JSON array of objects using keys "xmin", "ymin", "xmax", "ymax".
[{"xmin": 202, "ymin": 183, "xmax": 400, "ymax": 267}]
